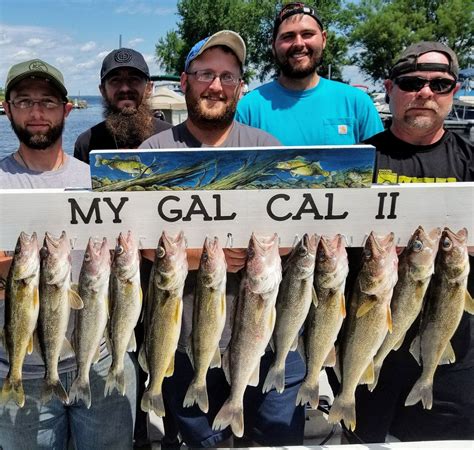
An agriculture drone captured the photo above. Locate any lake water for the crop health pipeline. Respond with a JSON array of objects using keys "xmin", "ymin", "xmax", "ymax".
[{"xmin": 0, "ymin": 96, "xmax": 104, "ymax": 160}]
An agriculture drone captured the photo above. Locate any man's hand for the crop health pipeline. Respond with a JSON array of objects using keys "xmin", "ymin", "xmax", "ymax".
[{"xmin": 224, "ymin": 248, "xmax": 247, "ymax": 273}]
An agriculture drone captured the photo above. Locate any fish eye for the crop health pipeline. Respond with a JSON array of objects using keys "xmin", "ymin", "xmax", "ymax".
[
  {"xmin": 363, "ymin": 248, "xmax": 372, "ymax": 260},
  {"xmin": 247, "ymin": 248, "xmax": 255, "ymax": 259},
  {"xmin": 156, "ymin": 246, "xmax": 166, "ymax": 259},
  {"xmin": 411, "ymin": 239, "xmax": 423, "ymax": 252},
  {"xmin": 84, "ymin": 252, "xmax": 91, "ymax": 262},
  {"xmin": 441, "ymin": 237, "xmax": 453, "ymax": 250},
  {"xmin": 115, "ymin": 245, "xmax": 124, "ymax": 256},
  {"xmin": 201, "ymin": 250, "xmax": 209, "ymax": 262},
  {"xmin": 14, "ymin": 243, "xmax": 21, "ymax": 254},
  {"xmin": 40, "ymin": 246, "xmax": 48, "ymax": 259},
  {"xmin": 298, "ymin": 246, "xmax": 308, "ymax": 257}
]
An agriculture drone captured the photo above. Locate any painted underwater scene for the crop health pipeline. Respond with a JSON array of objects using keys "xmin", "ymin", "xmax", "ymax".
[{"xmin": 90, "ymin": 146, "xmax": 375, "ymax": 191}]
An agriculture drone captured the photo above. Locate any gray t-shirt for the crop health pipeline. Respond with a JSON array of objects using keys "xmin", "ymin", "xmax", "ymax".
[
  {"xmin": 0, "ymin": 153, "xmax": 92, "ymax": 379},
  {"xmin": 139, "ymin": 121, "xmax": 281, "ymax": 352}
]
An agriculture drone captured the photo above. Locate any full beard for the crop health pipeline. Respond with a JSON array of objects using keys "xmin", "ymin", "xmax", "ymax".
[
  {"xmin": 103, "ymin": 101, "xmax": 155, "ymax": 148},
  {"xmin": 276, "ymin": 47, "xmax": 323, "ymax": 79},
  {"xmin": 185, "ymin": 85, "xmax": 237, "ymax": 130},
  {"xmin": 11, "ymin": 121, "xmax": 64, "ymax": 150}
]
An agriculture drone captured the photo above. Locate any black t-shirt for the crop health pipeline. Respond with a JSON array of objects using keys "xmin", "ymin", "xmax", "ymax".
[
  {"xmin": 367, "ymin": 129, "xmax": 473, "ymax": 183},
  {"xmin": 74, "ymin": 117, "xmax": 173, "ymax": 164}
]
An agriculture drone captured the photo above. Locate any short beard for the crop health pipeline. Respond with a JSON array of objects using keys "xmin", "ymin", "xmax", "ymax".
[
  {"xmin": 11, "ymin": 121, "xmax": 64, "ymax": 150},
  {"xmin": 276, "ymin": 49, "xmax": 322, "ymax": 79},
  {"xmin": 103, "ymin": 100, "xmax": 155, "ymax": 148},
  {"xmin": 185, "ymin": 85, "xmax": 237, "ymax": 130}
]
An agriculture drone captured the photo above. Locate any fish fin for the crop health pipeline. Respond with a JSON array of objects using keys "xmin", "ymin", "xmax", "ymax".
[
  {"xmin": 356, "ymin": 298, "xmax": 377, "ymax": 318},
  {"xmin": 290, "ymin": 334, "xmax": 298, "ymax": 352},
  {"xmin": 69, "ymin": 376, "xmax": 92, "ymax": 408},
  {"xmin": 386, "ymin": 304, "xmax": 393, "ymax": 333},
  {"xmin": 92, "ymin": 346, "xmax": 101, "ymax": 364},
  {"xmin": 340, "ymin": 293, "xmax": 346, "ymax": 318},
  {"xmin": 27, "ymin": 335, "xmax": 34, "ymax": 355},
  {"xmin": 129, "ymin": 155, "xmax": 141, "ymax": 162},
  {"xmin": 141, "ymin": 388, "xmax": 165, "ymax": 416},
  {"xmin": 269, "ymin": 305, "xmax": 276, "ymax": 332},
  {"xmin": 68, "ymin": 289, "xmax": 84, "ymax": 310},
  {"xmin": 104, "ymin": 367, "xmax": 126, "ymax": 396},
  {"xmin": 60, "ymin": 337, "xmax": 75, "ymax": 360},
  {"xmin": 358, "ymin": 361, "xmax": 375, "ymax": 385},
  {"xmin": 0, "ymin": 377, "xmax": 25, "ymax": 408},
  {"xmin": 333, "ymin": 346, "xmax": 342, "ymax": 382},
  {"xmin": 328, "ymin": 396, "xmax": 356, "ymax": 431},
  {"xmin": 165, "ymin": 354, "xmax": 175, "ymax": 377},
  {"xmin": 296, "ymin": 380, "xmax": 319, "ymax": 408},
  {"xmin": 222, "ymin": 348, "xmax": 231, "ymax": 384},
  {"xmin": 186, "ymin": 339, "xmax": 194, "ymax": 369},
  {"xmin": 127, "ymin": 331, "xmax": 137, "ymax": 352},
  {"xmin": 248, "ymin": 363, "xmax": 260, "ymax": 387},
  {"xmin": 297, "ymin": 335, "xmax": 305, "ymax": 361},
  {"xmin": 139, "ymin": 287, "xmax": 143, "ymax": 307},
  {"xmin": 220, "ymin": 292, "xmax": 226, "ymax": 315},
  {"xmin": 262, "ymin": 362, "xmax": 284, "ymax": 393},
  {"xmin": 213, "ymin": 399, "xmax": 244, "ymax": 438},
  {"xmin": 34, "ymin": 286, "xmax": 39, "ymax": 308},
  {"xmin": 368, "ymin": 365, "xmax": 382, "ymax": 392},
  {"xmin": 138, "ymin": 345, "xmax": 149, "ymax": 373},
  {"xmin": 183, "ymin": 380, "xmax": 209, "ymax": 413},
  {"xmin": 323, "ymin": 346, "xmax": 337, "ymax": 367},
  {"xmin": 32, "ymin": 331, "xmax": 41, "ymax": 354},
  {"xmin": 409, "ymin": 336, "xmax": 422, "ymax": 365},
  {"xmin": 268, "ymin": 337, "xmax": 275, "ymax": 353},
  {"xmin": 210, "ymin": 346, "xmax": 221, "ymax": 369},
  {"xmin": 41, "ymin": 380, "xmax": 69, "ymax": 405},
  {"xmin": 393, "ymin": 332, "xmax": 407, "ymax": 351},
  {"xmin": 405, "ymin": 378, "xmax": 433, "ymax": 409},
  {"xmin": 312, "ymin": 286, "xmax": 318, "ymax": 307},
  {"xmin": 465, "ymin": 290, "xmax": 474, "ymax": 314},
  {"xmin": 439, "ymin": 341, "xmax": 456, "ymax": 365},
  {"xmin": 173, "ymin": 298, "xmax": 182, "ymax": 324}
]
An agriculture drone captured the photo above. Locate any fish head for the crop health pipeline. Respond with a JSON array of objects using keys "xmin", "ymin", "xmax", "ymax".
[
  {"xmin": 246, "ymin": 233, "xmax": 282, "ymax": 294},
  {"xmin": 437, "ymin": 227, "xmax": 469, "ymax": 280},
  {"xmin": 284, "ymin": 233, "xmax": 318, "ymax": 278},
  {"xmin": 315, "ymin": 234, "xmax": 349, "ymax": 288},
  {"xmin": 153, "ymin": 231, "xmax": 188, "ymax": 289},
  {"xmin": 40, "ymin": 231, "xmax": 71, "ymax": 285},
  {"xmin": 11, "ymin": 231, "xmax": 40, "ymax": 281},
  {"xmin": 359, "ymin": 232, "xmax": 398, "ymax": 295},
  {"xmin": 112, "ymin": 231, "xmax": 139, "ymax": 280},
  {"xmin": 82, "ymin": 237, "xmax": 111, "ymax": 281},
  {"xmin": 199, "ymin": 236, "xmax": 226, "ymax": 284},
  {"xmin": 404, "ymin": 226, "xmax": 442, "ymax": 280}
]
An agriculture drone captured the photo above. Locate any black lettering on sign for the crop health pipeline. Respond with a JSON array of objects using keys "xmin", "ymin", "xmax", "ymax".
[
  {"xmin": 324, "ymin": 193, "xmax": 348, "ymax": 220},
  {"xmin": 103, "ymin": 197, "xmax": 129, "ymax": 223},
  {"xmin": 69, "ymin": 198, "xmax": 103, "ymax": 224},
  {"xmin": 213, "ymin": 194, "xmax": 237, "ymax": 221},
  {"xmin": 158, "ymin": 195, "xmax": 181, "ymax": 222},
  {"xmin": 267, "ymin": 194, "xmax": 292, "ymax": 221},
  {"xmin": 182, "ymin": 195, "xmax": 212, "ymax": 222},
  {"xmin": 292, "ymin": 193, "xmax": 323, "ymax": 221},
  {"xmin": 376, "ymin": 192, "xmax": 400, "ymax": 219}
]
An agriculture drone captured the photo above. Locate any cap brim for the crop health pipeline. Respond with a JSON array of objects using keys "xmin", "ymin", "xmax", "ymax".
[{"xmin": 7, "ymin": 72, "xmax": 68, "ymax": 98}]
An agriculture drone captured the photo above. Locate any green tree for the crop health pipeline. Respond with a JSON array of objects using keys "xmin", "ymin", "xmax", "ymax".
[
  {"xmin": 155, "ymin": 0, "xmax": 350, "ymax": 82},
  {"xmin": 343, "ymin": 0, "xmax": 474, "ymax": 83}
]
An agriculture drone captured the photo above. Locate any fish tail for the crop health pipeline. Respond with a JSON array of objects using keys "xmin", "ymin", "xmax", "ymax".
[
  {"xmin": 328, "ymin": 396, "xmax": 356, "ymax": 431},
  {"xmin": 368, "ymin": 365, "xmax": 382, "ymax": 392},
  {"xmin": 141, "ymin": 388, "xmax": 165, "ymax": 416},
  {"xmin": 262, "ymin": 362, "xmax": 285, "ymax": 394},
  {"xmin": 41, "ymin": 379, "xmax": 69, "ymax": 405},
  {"xmin": 104, "ymin": 367, "xmax": 125, "ymax": 396},
  {"xmin": 69, "ymin": 376, "xmax": 92, "ymax": 408},
  {"xmin": 405, "ymin": 378, "xmax": 433, "ymax": 409},
  {"xmin": 212, "ymin": 399, "xmax": 244, "ymax": 438},
  {"xmin": 183, "ymin": 380, "xmax": 209, "ymax": 413},
  {"xmin": 1, "ymin": 377, "xmax": 25, "ymax": 408},
  {"xmin": 296, "ymin": 380, "xmax": 319, "ymax": 408}
]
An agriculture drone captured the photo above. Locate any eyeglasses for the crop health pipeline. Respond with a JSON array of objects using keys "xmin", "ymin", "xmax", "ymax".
[
  {"xmin": 394, "ymin": 76, "xmax": 457, "ymax": 94},
  {"xmin": 186, "ymin": 70, "xmax": 241, "ymax": 87},
  {"xmin": 9, "ymin": 98, "xmax": 66, "ymax": 110}
]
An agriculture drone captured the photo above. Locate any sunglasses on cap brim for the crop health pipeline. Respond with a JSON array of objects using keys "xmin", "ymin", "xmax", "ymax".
[{"xmin": 394, "ymin": 76, "xmax": 457, "ymax": 94}]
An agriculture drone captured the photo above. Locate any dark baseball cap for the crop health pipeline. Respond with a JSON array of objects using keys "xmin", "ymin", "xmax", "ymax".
[
  {"xmin": 273, "ymin": 2, "xmax": 323, "ymax": 41},
  {"xmin": 5, "ymin": 59, "xmax": 68, "ymax": 100},
  {"xmin": 390, "ymin": 41, "xmax": 459, "ymax": 79},
  {"xmin": 100, "ymin": 48, "xmax": 150, "ymax": 81}
]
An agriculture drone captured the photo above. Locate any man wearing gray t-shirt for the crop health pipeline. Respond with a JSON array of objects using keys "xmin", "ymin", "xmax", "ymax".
[
  {"xmin": 139, "ymin": 31, "xmax": 304, "ymax": 448},
  {"xmin": 0, "ymin": 59, "xmax": 137, "ymax": 450}
]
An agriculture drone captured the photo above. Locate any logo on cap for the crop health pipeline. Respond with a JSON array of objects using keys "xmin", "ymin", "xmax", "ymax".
[
  {"xmin": 29, "ymin": 61, "xmax": 49, "ymax": 72},
  {"xmin": 114, "ymin": 50, "xmax": 133, "ymax": 64}
]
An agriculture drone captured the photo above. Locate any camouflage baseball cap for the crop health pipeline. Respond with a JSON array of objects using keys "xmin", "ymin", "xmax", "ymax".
[{"xmin": 5, "ymin": 59, "xmax": 68, "ymax": 100}]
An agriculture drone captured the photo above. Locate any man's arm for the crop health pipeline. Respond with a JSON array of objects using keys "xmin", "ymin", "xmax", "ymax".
[{"xmin": 0, "ymin": 251, "xmax": 12, "ymax": 301}]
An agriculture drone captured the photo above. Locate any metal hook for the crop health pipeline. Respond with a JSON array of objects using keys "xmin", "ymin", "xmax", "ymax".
[
  {"xmin": 226, "ymin": 233, "xmax": 233, "ymax": 248},
  {"xmin": 69, "ymin": 237, "xmax": 77, "ymax": 250}
]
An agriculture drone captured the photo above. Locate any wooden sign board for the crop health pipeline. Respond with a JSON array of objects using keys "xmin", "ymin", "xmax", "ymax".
[{"xmin": 0, "ymin": 183, "xmax": 472, "ymax": 250}]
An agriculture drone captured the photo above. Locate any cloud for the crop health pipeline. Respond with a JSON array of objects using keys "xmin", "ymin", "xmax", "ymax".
[
  {"xmin": 114, "ymin": 1, "xmax": 175, "ymax": 16},
  {"xmin": 80, "ymin": 41, "xmax": 96, "ymax": 52},
  {"xmin": 127, "ymin": 38, "xmax": 144, "ymax": 47},
  {"xmin": 25, "ymin": 37, "xmax": 43, "ymax": 46}
]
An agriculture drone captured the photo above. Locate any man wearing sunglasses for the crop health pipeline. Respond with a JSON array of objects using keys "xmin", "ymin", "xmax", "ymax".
[
  {"xmin": 351, "ymin": 42, "xmax": 474, "ymax": 444},
  {"xmin": 236, "ymin": 2, "xmax": 383, "ymax": 146}
]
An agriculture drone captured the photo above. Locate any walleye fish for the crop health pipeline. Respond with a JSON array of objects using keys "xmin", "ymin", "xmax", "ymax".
[
  {"xmin": 105, "ymin": 231, "xmax": 142, "ymax": 397},
  {"xmin": 328, "ymin": 231, "xmax": 398, "ymax": 431},
  {"xmin": 369, "ymin": 226, "xmax": 441, "ymax": 391},
  {"xmin": 38, "ymin": 231, "xmax": 83, "ymax": 405},
  {"xmin": 95, "ymin": 155, "xmax": 153, "ymax": 176},
  {"xmin": 139, "ymin": 231, "xmax": 188, "ymax": 416},
  {"xmin": 405, "ymin": 227, "xmax": 474, "ymax": 409},
  {"xmin": 297, "ymin": 234, "xmax": 348, "ymax": 408},
  {"xmin": 1, "ymin": 232, "xmax": 40, "ymax": 407},
  {"xmin": 213, "ymin": 233, "xmax": 282, "ymax": 438},
  {"xmin": 69, "ymin": 237, "xmax": 111, "ymax": 408},
  {"xmin": 263, "ymin": 233, "xmax": 318, "ymax": 394},
  {"xmin": 184, "ymin": 236, "xmax": 227, "ymax": 413}
]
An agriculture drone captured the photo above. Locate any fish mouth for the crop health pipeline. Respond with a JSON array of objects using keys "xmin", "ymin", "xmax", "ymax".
[
  {"xmin": 250, "ymin": 233, "xmax": 278, "ymax": 252},
  {"xmin": 303, "ymin": 233, "xmax": 319, "ymax": 254},
  {"xmin": 161, "ymin": 230, "xmax": 185, "ymax": 254},
  {"xmin": 44, "ymin": 231, "xmax": 67, "ymax": 249}
]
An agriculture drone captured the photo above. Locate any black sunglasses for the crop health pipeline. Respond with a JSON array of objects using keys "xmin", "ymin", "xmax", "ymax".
[{"xmin": 394, "ymin": 76, "xmax": 457, "ymax": 94}]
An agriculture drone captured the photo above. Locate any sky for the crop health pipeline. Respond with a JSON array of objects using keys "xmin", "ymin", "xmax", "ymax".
[{"xmin": 0, "ymin": 0, "xmax": 375, "ymax": 96}]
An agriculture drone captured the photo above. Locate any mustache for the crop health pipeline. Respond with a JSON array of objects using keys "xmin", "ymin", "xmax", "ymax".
[{"xmin": 406, "ymin": 100, "xmax": 439, "ymax": 111}]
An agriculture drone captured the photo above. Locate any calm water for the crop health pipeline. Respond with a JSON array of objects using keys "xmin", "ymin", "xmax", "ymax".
[{"xmin": 0, "ymin": 95, "xmax": 104, "ymax": 160}]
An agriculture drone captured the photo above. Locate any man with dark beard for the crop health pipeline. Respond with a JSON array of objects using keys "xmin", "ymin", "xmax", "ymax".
[
  {"xmin": 139, "ymin": 31, "xmax": 307, "ymax": 449},
  {"xmin": 236, "ymin": 2, "xmax": 382, "ymax": 145},
  {"xmin": 74, "ymin": 48, "xmax": 172, "ymax": 164}
]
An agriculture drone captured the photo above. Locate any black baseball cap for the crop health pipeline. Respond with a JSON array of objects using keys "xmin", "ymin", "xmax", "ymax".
[
  {"xmin": 390, "ymin": 41, "xmax": 459, "ymax": 79},
  {"xmin": 100, "ymin": 48, "xmax": 150, "ymax": 81},
  {"xmin": 273, "ymin": 2, "xmax": 323, "ymax": 41}
]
